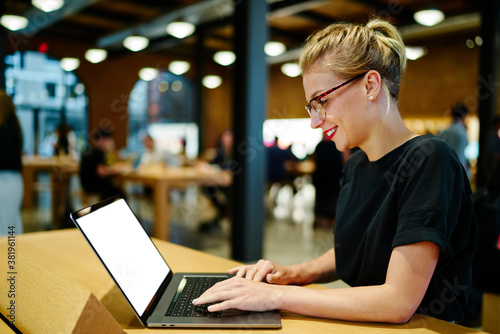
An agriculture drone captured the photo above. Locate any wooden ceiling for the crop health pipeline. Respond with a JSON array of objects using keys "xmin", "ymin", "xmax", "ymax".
[{"xmin": 3, "ymin": 0, "xmax": 480, "ymax": 62}]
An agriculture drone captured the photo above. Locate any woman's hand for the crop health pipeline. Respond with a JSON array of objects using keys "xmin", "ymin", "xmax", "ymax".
[
  {"xmin": 229, "ymin": 259, "xmax": 303, "ymax": 285},
  {"xmin": 192, "ymin": 276, "xmax": 283, "ymax": 312}
]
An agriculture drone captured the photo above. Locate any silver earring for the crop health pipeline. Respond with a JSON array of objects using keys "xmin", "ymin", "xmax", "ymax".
[{"xmin": 369, "ymin": 96, "xmax": 374, "ymax": 100}]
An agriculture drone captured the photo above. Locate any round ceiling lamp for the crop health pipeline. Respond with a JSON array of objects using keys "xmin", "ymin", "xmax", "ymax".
[
  {"xmin": 60, "ymin": 57, "xmax": 80, "ymax": 72},
  {"xmin": 139, "ymin": 67, "xmax": 159, "ymax": 81},
  {"xmin": 413, "ymin": 9, "xmax": 445, "ymax": 27},
  {"xmin": 265, "ymin": 41, "xmax": 286, "ymax": 57},
  {"xmin": 168, "ymin": 61, "xmax": 191, "ymax": 75},
  {"xmin": 281, "ymin": 63, "xmax": 302, "ymax": 78},
  {"xmin": 405, "ymin": 46, "xmax": 427, "ymax": 60},
  {"xmin": 84, "ymin": 49, "xmax": 108, "ymax": 64},
  {"xmin": 202, "ymin": 75, "xmax": 222, "ymax": 89},
  {"xmin": 166, "ymin": 22, "xmax": 196, "ymax": 39},
  {"xmin": 0, "ymin": 15, "xmax": 29, "ymax": 31},
  {"xmin": 32, "ymin": 0, "xmax": 64, "ymax": 12},
  {"xmin": 123, "ymin": 36, "xmax": 149, "ymax": 52},
  {"xmin": 213, "ymin": 51, "xmax": 236, "ymax": 66}
]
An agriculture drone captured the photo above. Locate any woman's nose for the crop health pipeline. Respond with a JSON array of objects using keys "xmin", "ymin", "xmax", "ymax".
[{"xmin": 310, "ymin": 113, "xmax": 324, "ymax": 129}]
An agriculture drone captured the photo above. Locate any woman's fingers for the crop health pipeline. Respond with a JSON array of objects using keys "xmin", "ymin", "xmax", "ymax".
[{"xmin": 193, "ymin": 277, "xmax": 279, "ymax": 313}]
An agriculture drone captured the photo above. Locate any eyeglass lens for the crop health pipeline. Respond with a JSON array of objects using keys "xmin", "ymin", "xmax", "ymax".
[{"xmin": 310, "ymin": 100, "xmax": 325, "ymax": 120}]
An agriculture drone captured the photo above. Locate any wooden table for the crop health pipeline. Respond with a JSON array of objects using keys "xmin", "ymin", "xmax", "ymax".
[
  {"xmin": 21, "ymin": 155, "xmax": 79, "ymax": 227},
  {"xmin": 119, "ymin": 164, "xmax": 232, "ymax": 241},
  {"xmin": 0, "ymin": 230, "xmax": 485, "ymax": 333}
]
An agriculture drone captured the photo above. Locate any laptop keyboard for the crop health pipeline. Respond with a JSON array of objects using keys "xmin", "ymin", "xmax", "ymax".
[{"xmin": 166, "ymin": 276, "xmax": 227, "ymax": 318}]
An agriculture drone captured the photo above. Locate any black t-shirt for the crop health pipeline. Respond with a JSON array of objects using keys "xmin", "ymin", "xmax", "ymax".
[
  {"xmin": 79, "ymin": 148, "xmax": 107, "ymax": 193},
  {"xmin": 335, "ymin": 135, "xmax": 476, "ymax": 322},
  {"xmin": 0, "ymin": 117, "xmax": 23, "ymax": 171}
]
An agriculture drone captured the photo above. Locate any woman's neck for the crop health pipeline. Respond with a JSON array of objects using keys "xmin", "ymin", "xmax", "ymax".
[{"xmin": 361, "ymin": 109, "xmax": 418, "ymax": 162}]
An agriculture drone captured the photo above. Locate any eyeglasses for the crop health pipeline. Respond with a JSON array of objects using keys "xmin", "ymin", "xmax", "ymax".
[{"xmin": 305, "ymin": 72, "xmax": 368, "ymax": 120}]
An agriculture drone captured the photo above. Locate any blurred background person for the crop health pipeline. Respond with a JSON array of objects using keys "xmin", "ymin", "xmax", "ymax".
[
  {"xmin": 200, "ymin": 129, "xmax": 234, "ymax": 233},
  {"xmin": 53, "ymin": 122, "xmax": 78, "ymax": 159},
  {"xmin": 79, "ymin": 127, "xmax": 126, "ymax": 201},
  {"xmin": 312, "ymin": 132, "xmax": 345, "ymax": 229},
  {"xmin": 267, "ymin": 136, "xmax": 297, "ymax": 186},
  {"xmin": 439, "ymin": 103, "xmax": 469, "ymax": 177},
  {"xmin": 138, "ymin": 132, "xmax": 181, "ymax": 167},
  {"xmin": 0, "ymin": 90, "xmax": 24, "ymax": 236}
]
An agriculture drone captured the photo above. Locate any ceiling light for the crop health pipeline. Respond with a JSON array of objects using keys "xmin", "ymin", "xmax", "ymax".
[
  {"xmin": 0, "ymin": 15, "xmax": 29, "ymax": 31},
  {"xmin": 265, "ymin": 41, "xmax": 286, "ymax": 57},
  {"xmin": 84, "ymin": 49, "xmax": 107, "ymax": 64},
  {"xmin": 202, "ymin": 75, "xmax": 222, "ymax": 89},
  {"xmin": 168, "ymin": 61, "xmax": 190, "ymax": 75},
  {"xmin": 74, "ymin": 83, "xmax": 85, "ymax": 95},
  {"xmin": 475, "ymin": 36, "xmax": 483, "ymax": 46},
  {"xmin": 414, "ymin": 9, "xmax": 445, "ymax": 27},
  {"xmin": 139, "ymin": 67, "xmax": 159, "ymax": 81},
  {"xmin": 123, "ymin": 36, "xmax": 149, "ymax": 52},
  {"xmin": 60, "ymin": 57, "xmax": 80, "ymax": 71},
  {"xmin": 281, "ymin": 63, "xmax": 302, "ymax": 77},
  {"xmin": 213, "ymin": 51, "xmax": 236, "ymax": 66},
  {"xmin": 405, "ymin": 46, "xmax": 427, "ymax": 60},
  {"xmin": 32, "ymin": 0, "xmax": 64, "ymax": 12},
  {"xmin": 166, "ymin": 22, "xmax": 196, "ymax": 39},
  {"xmin": 171, "ymin": 80, "xmax": 183, "ymax": 92}
]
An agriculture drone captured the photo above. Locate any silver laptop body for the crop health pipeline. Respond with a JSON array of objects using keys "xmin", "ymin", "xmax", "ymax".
[{"xmin": 70, "ymin": 196, "xmax": 281, "ymax": 328}]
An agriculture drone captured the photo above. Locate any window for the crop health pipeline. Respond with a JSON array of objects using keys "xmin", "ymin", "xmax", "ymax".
[
  {"xmin": 127, "ymin": 70, "xmax": 198, "ymax": 159},
  {"xmin": 5, "ymin": 51, "xmax": 87, "ymax": 157}
]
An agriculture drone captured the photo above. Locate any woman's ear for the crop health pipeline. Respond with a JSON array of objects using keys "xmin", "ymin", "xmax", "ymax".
[{"xmin": 364, "ymin": 70, "xmax": 382, "ymax": 101}]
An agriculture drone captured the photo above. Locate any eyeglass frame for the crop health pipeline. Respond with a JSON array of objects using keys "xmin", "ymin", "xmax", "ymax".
[{"xmin": 305, "ymin": 71, "xmax": 369, "ymax": 120}]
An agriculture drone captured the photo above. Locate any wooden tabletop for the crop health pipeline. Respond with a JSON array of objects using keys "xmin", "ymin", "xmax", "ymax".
[
  {"xmin": 0, "ymin": 229, "xmax": 485, "ymax": 333},
  {"xmin": 118, "ymin": 164, "xmax": 232, "ymax": 240},
  {"xmin": 119, "ymin": 163, "xmax": 232, "ymax": 187}
]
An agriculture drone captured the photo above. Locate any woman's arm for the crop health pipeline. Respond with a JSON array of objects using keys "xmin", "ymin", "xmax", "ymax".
[
  {"xmin": 194, "ymin": 241, "xmax": 439, "ymax": 324},
  {"xmin": 229, "ymin": 247, "xmax": 338, "ymax": 285},
  {"xmin": 96, "ymin": 163, "xmax": 125, "ymax": 177}
]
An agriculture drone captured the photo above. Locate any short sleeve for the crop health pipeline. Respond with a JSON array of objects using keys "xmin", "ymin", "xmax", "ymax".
[{"xmin": 391, "ymin": 138, "xmax": 468, "ymax": 262}]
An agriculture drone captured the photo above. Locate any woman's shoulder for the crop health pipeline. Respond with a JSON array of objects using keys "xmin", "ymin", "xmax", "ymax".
[{"xmin": 405, "ymin": 134, "xmax": 458, "ymax": 162}]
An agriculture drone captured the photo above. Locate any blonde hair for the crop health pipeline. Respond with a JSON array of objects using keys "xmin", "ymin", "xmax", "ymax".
[{"xmin": 299, "ymin": 18, "xmax": 407, "ymax": 104}]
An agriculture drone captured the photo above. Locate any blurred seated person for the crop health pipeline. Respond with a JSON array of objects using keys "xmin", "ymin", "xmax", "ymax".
[
  {"xmin": 200, "ymin": 129, "xmax": 233, "ymax": 233},
  {"xmin": 439, "ymin": 103, "xmax": 469, "ymax": 176},
  {"xmin": 267, "ymin": 136, "xmax": 298, "ymax": 185},
  {"xmin": 53, "ymin": 122, "xmax": 78, "ymax": 159},
  {"xmin": 79, "ymin": 128, "xmax": 126, "ymax": 200},
  {"xmin": 312, "ymin": 133, "xmax": 345, "ymax": 229},
  {"xmin": 138, "ymin": 133, "xmax": 181, "ymax": 168}
]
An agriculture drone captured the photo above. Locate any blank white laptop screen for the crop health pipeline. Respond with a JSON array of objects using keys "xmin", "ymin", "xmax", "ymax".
[{"xmin": 75, "ymin": 198, "xmax": 170, "ymax": 316}]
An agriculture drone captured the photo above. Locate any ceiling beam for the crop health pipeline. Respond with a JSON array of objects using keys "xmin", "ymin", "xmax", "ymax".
[
  {"xmin": 16, "ymin": 0, "xmax": 99, "ymax": 36},
  {"xmin": 96, "ymin": 0, "xmax": 234, "ymax": 49},
  {"xmin": 400, "ymin": 12, "xmax": 480, "ymax": 41},
  {"xmin": 349, "ymin": 0, "xmax": 415, "ymax": 24},
  {"xmin": 97, "ymin": 0, "xmax": 331, "ymax": 51},
  {"xmin": 267, "ymin": 0, "xmax": 330, "ymax": 19}
]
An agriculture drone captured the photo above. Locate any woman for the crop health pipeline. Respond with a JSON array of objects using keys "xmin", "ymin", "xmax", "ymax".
[
  {"xmin": 0, "ymin": 90, "xmax": 24, "ymax": 236},
  {"xmin": 194, "ymin": 18, "xmax": 476, "ymax": 323}
]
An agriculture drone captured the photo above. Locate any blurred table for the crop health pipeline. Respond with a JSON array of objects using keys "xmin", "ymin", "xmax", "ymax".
[
  {"xmin": 0, "ymin": 229, "xmax": 486, "ymax": 334},
  {"xmin": 21, "ymin": 155, "xmax": 79, "ymax": 227},
  {"xmin": 119, "ymin": 164, "xmax": 232, "ymax": 241}
]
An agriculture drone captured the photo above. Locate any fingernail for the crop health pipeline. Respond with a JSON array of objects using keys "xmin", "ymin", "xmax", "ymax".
[
  {"xmin": 192, "ymin": 299, "xmax": 198, "ymax": 304},
  {"xmin": 207, "ymin": 305, "xmax": 213, "ymax": 312}
]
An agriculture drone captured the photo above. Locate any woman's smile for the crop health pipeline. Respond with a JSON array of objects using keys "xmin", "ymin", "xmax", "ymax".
[{"xmin": 324, "ymin": 126, "xmax": 338, "ymax": 140}]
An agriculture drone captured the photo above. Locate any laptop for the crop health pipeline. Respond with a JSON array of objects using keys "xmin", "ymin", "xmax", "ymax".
[{"xmin": 70, "ymin": 196, "xmax": 281, "ymax": 329}]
